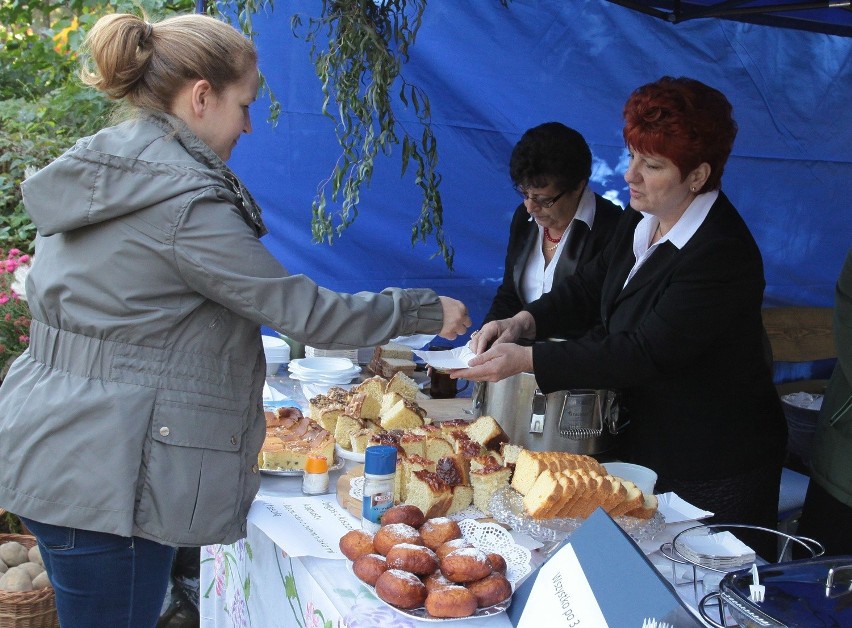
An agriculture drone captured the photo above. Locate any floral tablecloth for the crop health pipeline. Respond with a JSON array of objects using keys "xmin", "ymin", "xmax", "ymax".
[{"xmin": 200, "ymin": 468, "xmax": 515, "ymax": 628}]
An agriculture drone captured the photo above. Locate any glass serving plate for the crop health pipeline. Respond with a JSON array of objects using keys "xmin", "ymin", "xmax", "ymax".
[{"xmin": 488, "ymin": 485, "xmax": 665, "ymax": 543}]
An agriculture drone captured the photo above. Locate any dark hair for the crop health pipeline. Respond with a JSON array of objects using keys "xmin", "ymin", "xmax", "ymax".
[
  {"xmin": 80, "ymin": 13, "xmax": 257, "ymax": 114},
  {"xmin": 509, "ymin": 122, "xmax": 592, "ymax": 193},
  {"xmin": 622, "ymin": 76, "xmax": 737, "ymax": 193}
]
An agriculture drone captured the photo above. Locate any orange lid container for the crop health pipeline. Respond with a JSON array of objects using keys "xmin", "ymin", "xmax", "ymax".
[{"xmin": 305, "ymin": 455, "xmax": 329, "ymax": 473}]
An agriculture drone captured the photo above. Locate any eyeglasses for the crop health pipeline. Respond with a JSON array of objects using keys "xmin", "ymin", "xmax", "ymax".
[{"xmin": 514, "ymin": 185, "xmax": 567, "ymax": 208}]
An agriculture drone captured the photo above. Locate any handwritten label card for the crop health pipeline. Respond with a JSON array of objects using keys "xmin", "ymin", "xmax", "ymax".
[
  {"xmin": 517, "ymin": 543, "xmax": 608, "ymax": 627},
  {"xmin": 248, "ymin": 494, "xmax": 358, "ymax": 559},
  {"xmin": 508, "ymin": 509, "xmax": 702, "ymax": 627}
]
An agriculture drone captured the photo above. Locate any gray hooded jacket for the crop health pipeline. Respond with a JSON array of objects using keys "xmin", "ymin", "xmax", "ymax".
[{"xmin": 0, "ymin": 114, "xmax": 442, "ymax": 546}]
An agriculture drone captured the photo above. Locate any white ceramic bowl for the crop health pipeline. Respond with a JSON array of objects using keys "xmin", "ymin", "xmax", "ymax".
[
  {"xmin": 603, "ymin": 462, "xmax": 658, "ymax": 495},
  {"xmin": 289, "ymin": 357, "xmax": 355, "ymax": 373}
]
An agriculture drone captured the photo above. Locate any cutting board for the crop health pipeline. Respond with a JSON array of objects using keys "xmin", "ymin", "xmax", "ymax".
[{"xmin": 336, "ymin": 463, "xmax": 365, "ymax": 519}]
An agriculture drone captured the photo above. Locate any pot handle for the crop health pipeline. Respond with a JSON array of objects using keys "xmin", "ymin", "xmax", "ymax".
[
  {"xmin": 697, "ymin": 591, "xmax": 729, "ymax": 627},
  {"xmin": 471, "ymin": 381, "xmax": 486, "ymax": 412},
  {"xmin": 604, "ymin": 391, "xmax": 629, "ymax": 435}
]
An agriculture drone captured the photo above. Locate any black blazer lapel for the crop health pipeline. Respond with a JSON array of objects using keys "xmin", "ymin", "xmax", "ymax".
[
  {"xmin": 512, "ymin": 222, "xmax": 538, "ymax": 305},
  {"xmin": 614, "ymin": 241, "xmax": 679, "ymax": 305},
  {"xmin": 552, "ymin": 220, "xmax": 590, "ymax": 286}
]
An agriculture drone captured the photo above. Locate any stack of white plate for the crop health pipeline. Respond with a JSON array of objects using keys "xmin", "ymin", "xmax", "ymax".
[
  {"xmin": 288, "ymin": 357, "xmax": 360, "ymax": 385},
  {"xmin": 262, "ymin": 335, "xmax": 291, "ymax": 376}
]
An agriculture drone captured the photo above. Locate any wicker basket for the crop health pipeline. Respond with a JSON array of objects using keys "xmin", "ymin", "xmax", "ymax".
[{"xmin": 0, "ymin": 534, "xmax": 59, "ymax": 628}]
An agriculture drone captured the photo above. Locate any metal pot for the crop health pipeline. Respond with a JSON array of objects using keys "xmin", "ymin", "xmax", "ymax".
[{"xmin": 470, "ymin": 372, "xmax": 626, "ymax": 455}]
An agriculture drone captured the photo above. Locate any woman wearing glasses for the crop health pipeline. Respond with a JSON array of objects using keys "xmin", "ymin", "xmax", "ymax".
[
  {"xmin": 457, "ymin": 77, "xmax": 786, "ymax": 559},
  {"xmin": 482, "ymin": 122, "xmax": 621, "ymax": 325}
]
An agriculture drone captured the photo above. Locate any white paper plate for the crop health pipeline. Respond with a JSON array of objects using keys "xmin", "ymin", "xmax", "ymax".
[
  {"xmin": 289, "ymin": 357, "xmax": 355, "ymax": 373},
  {"xmin": 288, "ymin": 365, "xmax": 360, "ymax": 379},
  {"xmin": 335, "ymin": 443, "xmax": 366, "ymax": 463},
  {"xmin": 289, "ymin": 372, "xmax": 359, "ymax": 385}
]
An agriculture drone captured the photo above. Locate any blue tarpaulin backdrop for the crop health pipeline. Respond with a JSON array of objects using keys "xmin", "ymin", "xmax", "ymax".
[{"xmin": 230, "ymin": 0, "xmax": 851, "ymax": 343}]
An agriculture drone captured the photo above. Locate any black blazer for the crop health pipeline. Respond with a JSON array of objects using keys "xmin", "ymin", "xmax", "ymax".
[
  {"xmin": 527, "ymin": 193, "xmax": 786, "ymax": 481},
  {"xmin": 482, "ymin": 195, "xmax": 622, "ymax": 324}
]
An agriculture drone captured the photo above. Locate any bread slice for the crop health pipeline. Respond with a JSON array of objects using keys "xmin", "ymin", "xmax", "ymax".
[
  {"xmin": 447, "ymin": 485, "xmax": 474, "ymax": 515},
  {"xmin": 379, "ymin": 393, "xmax": 426, "ymax": 430},
  {"xmin": 465, "ymin": 415, "xmax": 509, "ymax": 451},
  {"xmin": 423, "ymin": 435, "xmax": 455, "ymax": 462},
  {"xmin": 398, "ymin": 433, "xmax": 427, "ymax": 459},
  {"xmin": 511, "ymin": 450, "xmax": 548, "ymax": 495},
  {"xmin": 371, "ymin": 357, "xmax": 417, "ymax": 378},
  {"xmin": 470, "ymin": 465, "xmax": 512, "ymax": 515},
  {"xmin": 385, "ymin": 371, "xmax": 419, "ymax": 401},
  {"xmin": 553, "ymin": 472, "xmax": 586, "ymax": 518},
  {"xmin": 569, "ymin": 472, "xmax": 610, "ymax": 519},
  {"xmin": 469, "ymin": 453, "xmax": 503, "ymax": 473},
  {"xmin": 435, "ymin": 454, "xmax": 470, "ymax": 487},
  {"xmin": 624, "ymin": 492, "xmax": 659, "ymax": 519},
  {"xmin": 349, "ymin": 424, "xmax": 382, "ymax": 453},
  {"xmin": 374, "ymin": 342, "xmax": 413, "ymax": 361},
  {"xmin": 608, "ymin": 479, "xmax": 645, "ymax": 517},
  {"xmin": 333, "ymin": 414, "xmax": 364, "ymax": 449},
  {"xmin": 600, "ymin": 477, "xmax": 629, "ymax": 513},
  {"xmin": 544, "ymin": 472, "xmax": 578, "ymax": 518},
  {"xmin": 561, "ymin": 471, "xmax": 594, "ymax": 518},
  {"xmin": 523, "ymin": 469, "xmax": 563, "ymax": 519},
  {"xmin": 351, "ymin": 376, "xmax": 387, "ymax": 419},
  {"xmin": 500, "ymin": 442, "xmax": 524, "ymax": 466},
  {"xmin": 395, "ymin": 454, "xmax": 436, "ymax": 503},
  {"xmin": 312, "ymin": 405, "xmax": 344, "ymax": 433},
  {"xmin": 405, "ymin": 469, "xmax": 452, "ymax": 518}
]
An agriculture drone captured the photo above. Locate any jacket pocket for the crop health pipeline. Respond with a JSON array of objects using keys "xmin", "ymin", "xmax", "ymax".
[{"xmin": 136, "ymin": 397, "xmax": 245, "ymax": 544}]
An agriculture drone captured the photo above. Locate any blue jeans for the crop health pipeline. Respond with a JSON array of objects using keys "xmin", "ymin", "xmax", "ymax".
[{"xmin": 20, "ymin": 517, "xmax": 176, "ymax": 628}]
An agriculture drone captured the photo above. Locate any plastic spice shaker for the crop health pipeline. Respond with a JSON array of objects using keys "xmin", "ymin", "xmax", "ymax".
[
  {"xmin": 302, "ymin": 455, "xmax": 330, "ymax": 495},
  {"xmin": 361, "ymin": 445, "xmax": 397, "ymax": 532}
]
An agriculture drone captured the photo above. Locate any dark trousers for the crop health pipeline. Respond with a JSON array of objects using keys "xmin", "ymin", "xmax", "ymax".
[{"xmin": 795, "ymin": 480, "xmax": 852, "ymax": 557}]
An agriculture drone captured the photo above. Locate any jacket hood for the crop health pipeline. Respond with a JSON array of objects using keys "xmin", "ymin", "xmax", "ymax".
[{"xmin": 21, "ymin": 113, "xmax": 264, "ymax": 237}]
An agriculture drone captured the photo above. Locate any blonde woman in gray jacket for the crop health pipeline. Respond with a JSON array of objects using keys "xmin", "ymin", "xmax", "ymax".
[{"xmin": 0, "ymin": 12, "xmax": 470, "ymax": 627}]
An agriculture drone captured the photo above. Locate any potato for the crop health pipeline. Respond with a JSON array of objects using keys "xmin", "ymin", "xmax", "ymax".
[
  {"xmin": 0, "ymin": 566, "xmax": 33, "ymax": 592},
  {"xmin": 28, "ymin": 544, "xmax": 43, "ymax": 566},
  {"xmin": 32, "ymin": 571, "xmax": 51, "ymax": 589},
  {"xmin": 18, "ymin": 561, "xmax": 44, "ymax": 579},
  {"xmin": 0, "ymin": 541, "xmax": 28, "ymax": 567}
]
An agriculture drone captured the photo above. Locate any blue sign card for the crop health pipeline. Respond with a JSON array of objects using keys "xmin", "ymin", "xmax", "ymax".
[{"xmin": 508, "ymin": 508, "xmax": 702, "ymax": 627}]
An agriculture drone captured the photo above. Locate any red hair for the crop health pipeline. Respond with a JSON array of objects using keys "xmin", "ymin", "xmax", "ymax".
[{"xmin": 622, "ymin": 76, "xmax": 737, "ymax": 192}]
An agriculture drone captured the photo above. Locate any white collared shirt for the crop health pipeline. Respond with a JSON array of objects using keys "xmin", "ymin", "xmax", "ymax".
[
  {"xmin": 521, "ymin": 185, "xmax": 597, "ymax": 302},
  {"xmin": 623, "ymin": 190, "xmax": 718, "ymax": 287}
]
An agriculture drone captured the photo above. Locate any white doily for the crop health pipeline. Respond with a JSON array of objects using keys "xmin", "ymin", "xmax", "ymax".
[
  {"xmin": 348, "ymin": 477, "xmax": 488, "ymax": 522},
  {"xmin": 457, "ymin": 518, "xmax": 531, "ymax": 586}
]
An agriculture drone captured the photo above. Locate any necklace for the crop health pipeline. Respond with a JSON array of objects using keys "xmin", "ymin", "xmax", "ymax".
[
  {"xmin": 544, "ymin": 243, "xmax": 558, "ymax": 252},
  {"xmin": 544, "ymin": 227, "xmax": 562, "ymax": 244}
]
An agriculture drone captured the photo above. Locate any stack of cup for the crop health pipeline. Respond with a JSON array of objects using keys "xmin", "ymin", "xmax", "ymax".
[{"xmin": 262, "ymin": 335, "xmax": 291, "ymax": 376}]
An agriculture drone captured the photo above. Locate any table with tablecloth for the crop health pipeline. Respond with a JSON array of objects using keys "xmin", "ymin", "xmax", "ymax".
[{"xmin": 199, "ymin": 392, "xmax": 719, "ymax": 628}]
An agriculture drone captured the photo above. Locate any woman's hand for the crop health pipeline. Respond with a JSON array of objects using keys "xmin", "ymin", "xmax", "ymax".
[
  {"xmin": 469, "ymin": 311, "xmax": 536, "ymax": 354},
  {"xmin": 437, "ymin": 296, "xmax": 472, "ymax": 340},
  {"xmin": 449, "ymin": 343, "xmax": 533, "ymax": 383}
]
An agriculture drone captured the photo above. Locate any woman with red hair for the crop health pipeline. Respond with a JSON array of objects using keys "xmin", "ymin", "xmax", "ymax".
[{"xmin": 457, "ymin": 77, "xmax": 786, "ymax": 557}]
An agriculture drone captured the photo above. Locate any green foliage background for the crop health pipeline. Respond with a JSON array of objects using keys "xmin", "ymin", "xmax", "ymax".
[{"xmin": 0, "ymin": 1, "xmax": 194, "ymax": 252}]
